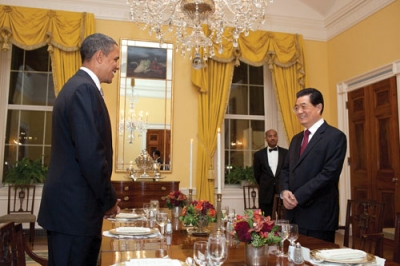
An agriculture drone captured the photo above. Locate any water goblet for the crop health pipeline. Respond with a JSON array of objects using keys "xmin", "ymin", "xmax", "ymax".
[
  {"xmin": 228, "ymin": 208, "xmax": 236, "ymax": 222},
  {"xmin": 221, "ymin": 206, "xmax": 229, "ymax": 221},
  {"xmin": 193, "ymin": 241, "xmax": 208, "ymax": 266},
  {"xmin": 271, "ymin": 219, "xmax": 289, "ymax": 256},
  {"xmin": 149, "ymin": 199, "xmax": 159, "ymax": 219},
  {"xmin": 278, "ymin": 223, "xmax": 290, "ymax": 257},
  {"xmin": 156, "ymin": 211, "xmax": 168, "ymax": 235},
  {"xmin": 143, "ymin": 203, "xmax": 150, "ymax": 219},
  {"xmin": 207, "ymin": 232, "xmax": 228, "ymax": 266}
]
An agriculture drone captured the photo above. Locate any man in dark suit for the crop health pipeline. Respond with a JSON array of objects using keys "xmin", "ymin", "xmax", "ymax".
[
  {"xmin": 253, "ymin": 129, "xmax": 288, "ymax": 217},
  {"xmin": 280, "ymin": 88, "xmax": 347, "ymax": 243},
  {"xmin": 38, "ymin": 33, "xmax": 121, "ymax": 265}
]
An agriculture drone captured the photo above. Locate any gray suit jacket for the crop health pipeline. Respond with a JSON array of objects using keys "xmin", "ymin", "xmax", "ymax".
[
  {"xmin": 280, "ymin": 122, "xmax": 347, "ymax": 231},
  {"xmin": 38, "ymin": 70, "xmax": 117, "ymax": 236}
]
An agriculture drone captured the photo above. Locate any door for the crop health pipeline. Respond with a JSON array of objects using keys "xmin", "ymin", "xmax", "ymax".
[{"xmin": 347, "ymin": 76, "xmax": 400, "ymax": 228}]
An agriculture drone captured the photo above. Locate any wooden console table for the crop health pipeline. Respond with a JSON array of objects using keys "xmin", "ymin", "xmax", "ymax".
[{"xmin": 112, "ymin": 180, "xmax": 180, "ymax": 209}]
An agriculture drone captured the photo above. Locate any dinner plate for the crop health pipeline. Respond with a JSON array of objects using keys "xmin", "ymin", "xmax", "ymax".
[
  {"xmin": 310, "ymin": 248, "xmax": 376, "ymax": 264},
  {"xmin": 109, "ymin": 227, "xmax": 158, "ymax": 236},
  {"xmin": 115, "ymin": 213, "xmax": 144, "ymax": 219}
]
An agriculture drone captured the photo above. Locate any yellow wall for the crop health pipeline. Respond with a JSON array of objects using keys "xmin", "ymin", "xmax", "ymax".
[
  {"xmin": 97, "ymin": 20, "xmax": 197, "ymax": 187},
  {"xmin": 97, "ymin": 0, "xmax": 400, "ymax": 187}
]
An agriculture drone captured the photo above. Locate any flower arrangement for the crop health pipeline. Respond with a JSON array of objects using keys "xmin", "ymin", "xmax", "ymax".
[
  {"xmin": 162, "ymin": 190, "xmax": 188, "ymax": 209},
  {"xmin": 231, "ymin": 209, "xmax": 281, "ymax": 248},
  {"xmin": 179, "ymin": 200, "xmax": 217, "ymax": 226}
]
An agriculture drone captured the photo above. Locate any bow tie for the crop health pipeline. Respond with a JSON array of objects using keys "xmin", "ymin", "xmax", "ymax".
[{"xmin": 269, "ymin": 147, "xmax": 278, "ymax": 152}]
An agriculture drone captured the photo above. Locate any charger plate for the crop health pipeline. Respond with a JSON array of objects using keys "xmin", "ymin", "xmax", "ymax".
[{"xmin": 310, "ymin": 249, "xmax": 376, "ymax": 264}]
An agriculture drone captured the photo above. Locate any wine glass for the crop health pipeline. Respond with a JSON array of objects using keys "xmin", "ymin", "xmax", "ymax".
[
  {"xmin": 156, "ymin": 211, "xmax": 168, "ymax": 235},
  {"xmin": 288, "ymin": 224, "xmax": 299, "ymax": 246},
  {"xmin": 149, "ymin": 199, "xmax": 159, "ymax": 219},
  {"xmin": 207, "ymin": 232, "xmax": 228, "ymax": 266},
  {"xmin": 271, "ymin": 219, "xmax": 289, "ymax": 256},
  {"xmin": 221, "ymin": 206, "xmax": 229, "ymax": 221},
  {"xmin": 228, "ymin": 208, "xmax": 236, "ymax": 222},
  {"xmin": 278, "ymin": 223, "xmax": 290, "ymax": 257},
  {"xmin": 193, "ymin": 241, "xmax": 208, "ymax": 266},
  {"xmin": 143, "ymin": 203, "xmax": 150, "ymax": 219}
]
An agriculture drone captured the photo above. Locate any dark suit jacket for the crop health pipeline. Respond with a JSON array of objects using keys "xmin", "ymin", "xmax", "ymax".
[
  {"xmin": 38, "ymin": 70, "xmax": 117, "ymax": 236},
  {"xmin": 280, "ymin": 121, "xmax": 347, "ymax": 231},
  {"xmin": 254, "ymin": 146, "xmax": 288, "ymax": 204}
]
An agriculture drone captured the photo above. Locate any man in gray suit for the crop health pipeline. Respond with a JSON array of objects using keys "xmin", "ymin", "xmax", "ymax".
[
  {"xmin": 253, "ymin": 129, "xmax": 288, "ymax": 217},
  {"xmin": 38, "ymin": 33, "xmax": 121, "ymax": 265},
  {"xmin": 280, "ymin": 88, "xmax": 347, "ymax": 243}
]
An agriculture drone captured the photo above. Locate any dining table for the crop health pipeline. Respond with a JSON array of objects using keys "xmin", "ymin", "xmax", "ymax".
[{"xmin": 100, "ymin": 209, "xmax": 399, "ymax": 266}]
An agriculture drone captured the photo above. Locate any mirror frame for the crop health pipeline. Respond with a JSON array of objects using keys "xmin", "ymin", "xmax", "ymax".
[{"xmin": 115, "ymin": 39, "xmax": 174, "ymax": 173}]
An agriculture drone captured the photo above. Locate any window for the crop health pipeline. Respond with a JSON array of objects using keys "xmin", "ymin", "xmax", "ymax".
[
  {"xmin": 2, "ymin": 46, "xmax": 54, "ymax": 180},
  {"xmin": 223, "ymin": 62, "xmax": 287, "ymax": 186},
  {"xmin": 224, "ymin": 63, "xmax": 265, "ymax": 184}
]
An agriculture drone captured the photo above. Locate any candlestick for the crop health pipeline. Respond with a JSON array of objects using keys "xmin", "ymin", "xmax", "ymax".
[
  {"xmin": 217, "ymin": 128, "xmax": 221, "ymax": 193},
  {"xmin": 216, "ymin": 193, "xmax": 222, "ymax": 230},
  {"xmin": 190, "ymin": 139, "xmax": 193, "ymax": 189}
]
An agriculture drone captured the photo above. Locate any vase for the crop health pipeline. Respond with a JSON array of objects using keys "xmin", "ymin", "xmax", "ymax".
[
  {"xmin": 172, "ymin": 206, "xmax": 181, "ymax": 218},
  {"xmin": 245, "ymin": 244, "xmax": 269, "ymax": 266}
]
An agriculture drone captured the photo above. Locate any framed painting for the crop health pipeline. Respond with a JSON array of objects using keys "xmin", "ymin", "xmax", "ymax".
[{"xmin": 126, "ymin": 45, "xmax": 167, "ymax": 80}]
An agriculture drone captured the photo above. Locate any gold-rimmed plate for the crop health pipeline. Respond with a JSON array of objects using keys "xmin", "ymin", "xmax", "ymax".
[
  {"xmin": 310, "ymin": 249, "xmax": 375, "ymax": 264},
  {"xmin": 109, "ymin": 227, "xmax": 158, "ymax": 236}
]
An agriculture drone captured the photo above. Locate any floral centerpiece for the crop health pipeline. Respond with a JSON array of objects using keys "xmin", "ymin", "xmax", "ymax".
[
  {"xmin": 162, "ymin": 190, "xmax": 188, "ymax": 209},
  {"xmin": 179, "ymin": 200, "xmax": 217, "ymax": 226},
  {"xmin": 231, "ymin": 209, "xmax": 281, "ymax": 248}
]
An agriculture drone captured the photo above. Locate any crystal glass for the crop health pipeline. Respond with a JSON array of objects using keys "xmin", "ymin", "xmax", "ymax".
[
  {"xmin": 271, "ymin": 219, "xmax": 289, "ymax": 256},
  {"xmin": 228, "ymin": 208, "xmax": 236, "ymax": 222},
  {"xmin": 143, "ymin": 203, "xmax": 150, "ymax": 219},
  {"xmin": 156, "ymin": 211, "xmax": 168, "ymax": 235},
  {"xmin": 149, "ymin": 199, "xmax": 159, "ymax": 218},
  {"xmin": 207, "ymin": 232, "xmax": 228, "ymax": 266},
  {"xmin": 278, "ymin": 223, "xmax": 290, "ymax": 257},
  {"xmin": 193, "ymin": 241, "xmax": 208, "ymax": 266},
  {"xmin": 221, "ymin": 206, "xmax": 229, "ymax": 221},
  {"xmin": 288, "ymin": 224, "xmax": 299, "ymax": 246}
]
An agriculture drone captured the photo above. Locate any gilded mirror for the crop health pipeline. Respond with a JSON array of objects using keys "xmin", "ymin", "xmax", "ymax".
[{"xmin": 116, "ymin": 39, "xmax": 173, "ymax": 172}]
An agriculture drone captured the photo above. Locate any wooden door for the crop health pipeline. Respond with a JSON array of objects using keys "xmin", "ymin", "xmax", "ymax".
[{"xmin": 347, "ymin": 76, "xmax": 400, "ymax": 228}]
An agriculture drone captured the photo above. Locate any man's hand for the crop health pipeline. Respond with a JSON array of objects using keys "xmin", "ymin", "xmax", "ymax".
[
  {"xmin": 104, "ymin": 199, "xmax": 121, "ymax": 219},
  {"xmin": 282, "ymin": 190, "xmax": 298, "ymax": 210}
]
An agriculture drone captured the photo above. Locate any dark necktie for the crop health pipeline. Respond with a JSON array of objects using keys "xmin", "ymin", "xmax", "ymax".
[
  {"xmin": 269, "ymin": 147, "xmax": 278, "ymax": 152},
  {"xmin": 300, "ymin": 130, "xmax": 310, "ymax": 156}
]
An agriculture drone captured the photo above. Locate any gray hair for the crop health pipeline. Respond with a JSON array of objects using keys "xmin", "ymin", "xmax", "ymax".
[{"xmin": 80, "ymin": 33, "xmax": 117, "ymax": 63}]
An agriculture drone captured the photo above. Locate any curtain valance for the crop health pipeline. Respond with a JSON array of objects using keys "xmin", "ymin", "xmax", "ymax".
[{"xmin": 0, "ymin": 5, "xmax": 95, "ymax": 94}]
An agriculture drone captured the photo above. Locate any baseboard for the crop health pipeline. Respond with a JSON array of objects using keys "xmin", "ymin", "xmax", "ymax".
[{"xmin": 24, "ymin": 228, "xmax": 47, "ymax": 238}]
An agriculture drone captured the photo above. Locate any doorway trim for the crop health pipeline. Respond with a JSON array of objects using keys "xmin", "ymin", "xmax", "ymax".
[{"xmin": 336, "ymin": 59, "xmax": 400, "ymax": 225}]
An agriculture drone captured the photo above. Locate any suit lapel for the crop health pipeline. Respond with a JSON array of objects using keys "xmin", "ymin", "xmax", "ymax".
[
  {"xmin": 276, "ymin": 147, "xmax": 285, "ymax": 176},
  {"xmin": 294, "ymin": 122, "xmax": 328, "ymax": 168}
]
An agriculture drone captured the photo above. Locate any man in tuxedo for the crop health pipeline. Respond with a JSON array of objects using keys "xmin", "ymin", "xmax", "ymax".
[
  {"xmin": 38, "ymin": 33, "xmax": 121, "ymax": 265},
  {"xmin": 253, "ymin": 129, "xmax": 288, "ymax": 217},
  {"xmin": 280, "ymin": 88, "xmax": 347, "ymax": 243}
]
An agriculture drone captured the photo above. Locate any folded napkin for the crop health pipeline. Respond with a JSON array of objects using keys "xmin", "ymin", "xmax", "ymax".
[
  {"xmin": 316, "ymin": 248, "xmax": 366, "ymax": 260},
  {"xmin": 125, "ymin": 258, "xmax": 181, "ymax": 266}
]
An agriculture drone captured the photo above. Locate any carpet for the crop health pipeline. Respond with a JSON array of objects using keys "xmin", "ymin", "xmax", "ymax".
[{"xmin": 25, "ymin": 250, "xmax": 48, "ymax": 265}]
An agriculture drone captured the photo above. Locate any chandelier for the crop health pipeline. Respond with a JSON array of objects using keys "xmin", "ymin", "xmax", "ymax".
[{"xmin": 126, "ymin": 0, "xmax": 273, "ymax": 69}]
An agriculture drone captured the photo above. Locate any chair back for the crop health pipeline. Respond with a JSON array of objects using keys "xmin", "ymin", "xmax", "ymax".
[
  {"xmin": 14, "ymin": 223, "xmax": 48, "ymax": 266},
  {"xmin": 393, "ymin": 212, "xmax": 400, "ymax": 263},
  {"xmin": 0, "ymin": 222, "xmax": 18, "ymax": 265},
  {"xmin": 271, "ymin": 194, "xmax": 286, "ymax": 220},
  {"xmin": 343, "ymin": 199, "xmax": 385, "ymax": 256},
  {"xmin": 242, "ymin": 185, "xmax": 259, "ymax": 210},
  {"xmin": 7, "ymin": 185, "xmax": 36, "ymax": 215}
]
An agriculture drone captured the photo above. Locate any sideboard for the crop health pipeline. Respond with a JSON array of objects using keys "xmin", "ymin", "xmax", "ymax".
[{"xmin": 111, "ymin": 180, "xmax": 180, "ymax": 209}]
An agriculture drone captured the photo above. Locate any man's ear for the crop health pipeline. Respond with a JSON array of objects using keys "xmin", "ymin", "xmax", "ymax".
[{"xmin": 95, "ymin": 51, "xmax": 103, "ymax": 63}]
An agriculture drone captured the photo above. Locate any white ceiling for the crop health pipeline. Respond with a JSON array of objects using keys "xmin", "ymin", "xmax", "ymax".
[{"xmin": 2, "ymin": 0, "xmax": 395, "ymax": 41}]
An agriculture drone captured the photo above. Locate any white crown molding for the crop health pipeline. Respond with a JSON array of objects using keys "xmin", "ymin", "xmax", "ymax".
[{"xmin": 1, "ymin": 0, "xmax": 395, "ymax": 42}]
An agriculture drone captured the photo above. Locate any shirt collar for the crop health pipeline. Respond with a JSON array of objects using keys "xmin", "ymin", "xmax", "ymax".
[
  {"xmin": 80, "ymin": 67, "xmax": 101, "ymax": 90},
  {"xmin": 306, "ymin": 118, "xmax": 324, "ymax": 136}
]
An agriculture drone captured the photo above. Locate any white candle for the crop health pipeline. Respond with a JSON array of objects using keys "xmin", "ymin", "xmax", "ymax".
[
  {"xmin": 217, "ymin": 128, "xmax": 221, "ymax": 193},
  {"xmin": 190, "ymin": 139, "xmax": 193, "ymax": 189}
]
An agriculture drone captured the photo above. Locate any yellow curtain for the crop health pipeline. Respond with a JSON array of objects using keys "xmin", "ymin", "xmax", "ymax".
[
  {"xmin": 0, "ymin": 5, "xmax": 95, "ymax": 95},
  {"xmin": 194, "ymin": 60, "xmax": 234, "ymax": 203},
  {"xmin": 191, "ymin": 29, "xmax": 306, "ymax": 201}
]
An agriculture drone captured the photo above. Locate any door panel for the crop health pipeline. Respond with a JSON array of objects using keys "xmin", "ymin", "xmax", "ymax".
[{"xmin": 347, "ymin": 76, "xmax": 399, "ymax": 228}]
